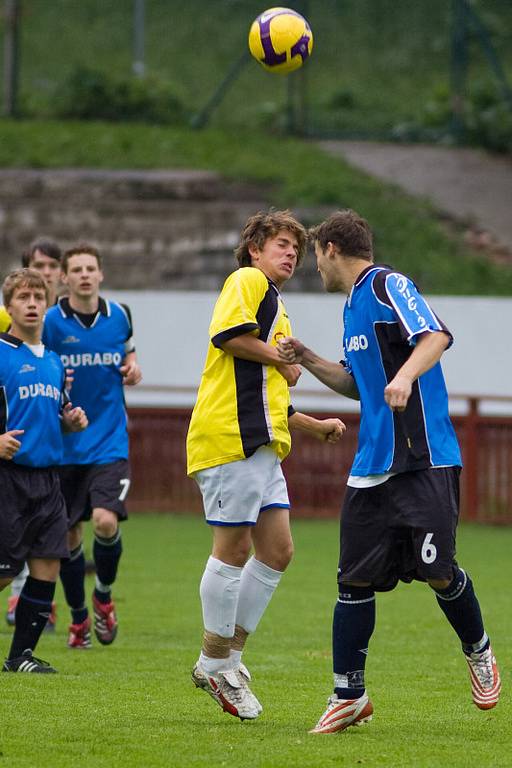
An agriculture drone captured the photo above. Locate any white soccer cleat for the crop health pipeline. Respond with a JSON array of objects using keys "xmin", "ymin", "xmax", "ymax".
[
  {"xmin": 236, "ymin": 661, "xmax": 263, "ymax": 714},
  {"xmin": 310, "ymin": 692, "xmax": 373, "ymax": 734},
  {"xmin": 192, "ymin": 662, "xmax": 261, "ymax": 720},
  {"xmin": 465, "ymin": 645, "xmax": 501, "ymax": 710}
]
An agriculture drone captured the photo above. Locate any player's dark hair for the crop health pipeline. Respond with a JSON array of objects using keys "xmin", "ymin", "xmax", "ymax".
[
  {"xmin": 62, "ymin": 243, "xmax": 102, "ymax": 273},
  {"xmin": 235, "ymin": 209, "xmax": 307, "ymax": 267},
  {"xmin": 21, "ymin": 237, "xmax": 62, "ymax": 267},
  {"xmin": 310, "ymin": 210, "xmax": 373, "ymax": 261},
  {"xmin": 2, "ymin": 268, "xmax": 50, "ymax": 307}
]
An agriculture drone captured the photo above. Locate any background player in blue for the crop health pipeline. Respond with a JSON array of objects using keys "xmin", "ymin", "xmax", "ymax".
[
  {"xmin": 278, "ymin": 209, "xmax": 501, "ymax": 733},
  {"xmin": 3, "ymin": 237, "xmax": 63, "ymax": 629},
  {"xmin": 0, "ymin": 268, "xmax": 87, "ymax": 672},
  {"xmin": 43, "ymin": 243, "xmax": 142, "ymax": 650}
]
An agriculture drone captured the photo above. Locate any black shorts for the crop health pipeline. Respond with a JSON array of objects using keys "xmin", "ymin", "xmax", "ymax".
[
  {"xmin": 338, "ymin": 467, "xmax": 460, "ymax": 592},
  {"xmin": 58, "ymin": 460, "xmax": 131, "ymax": 529},
  {"xmin": 0, "ymin": 461, "xmax": 69, "ymax": 577}
]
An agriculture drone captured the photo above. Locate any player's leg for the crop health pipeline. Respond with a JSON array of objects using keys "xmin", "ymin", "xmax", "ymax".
[
  {"xmin": 231, "ymin": 503, "xmax": 293, "ymax": 670},
  {"xmin": 311, "ymin": 483, "xmax": 392, "ymax": 734},
  {"xmin": 88, "ymin": 461, "xmax": 129, "ymax": 645},
  {"xmin": 414, "ymin": 469, "xmax": 501, "ymax": 709},
  {"xmin": 192, "ymin": 454, "xmax": 265, "ymax": 720},
  {"xmin": 60, "ymin": 522, "xmax": 91, "ymax": 648},
  {"xmin": 3, "ymin": 557, "xmax": 60, "ymax": 673},
  {"xmin": 58, "ymin": 465, "xmax": 91, "ymax": 647},
  {"xmin": 1, "ymin": 464, "xmax": 67, "ymax": 673}
]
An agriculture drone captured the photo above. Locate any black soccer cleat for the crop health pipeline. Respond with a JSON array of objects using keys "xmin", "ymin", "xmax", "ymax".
[{"xmin": 2, "ymin": 649, "xmax": 57, "ymax": 673}]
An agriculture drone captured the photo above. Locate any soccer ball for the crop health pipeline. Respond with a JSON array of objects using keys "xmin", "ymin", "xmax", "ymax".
[{"xmin": 248, "ymin": 7, "xmax": 313, "ymax": 75}]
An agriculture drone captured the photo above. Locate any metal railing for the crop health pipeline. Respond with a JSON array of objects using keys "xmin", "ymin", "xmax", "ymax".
[{"xmin": 127, "ymin": 395, "xmax": 512, "ymax": 524}]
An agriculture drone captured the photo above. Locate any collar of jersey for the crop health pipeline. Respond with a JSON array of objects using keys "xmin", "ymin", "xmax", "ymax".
[
  {"xmin": 0, "ymin": 331, "xmax": 23, "ymax": 348},
  {"xmin": 58, "ymin": 296, "xmax": 109, "ymax": 319},
  {"xmin": 353, "ymin": 263, "xmax": 390, "ymax": 288}
]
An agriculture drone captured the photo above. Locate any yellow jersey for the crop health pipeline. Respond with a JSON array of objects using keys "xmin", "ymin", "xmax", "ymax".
[
  {"xmin": 187, "ymin": 267, "xmax": 293, "ymax": 475},
  {"xmin": 0, "ymin": 306, "xmax": 11, "ymax": 333}
]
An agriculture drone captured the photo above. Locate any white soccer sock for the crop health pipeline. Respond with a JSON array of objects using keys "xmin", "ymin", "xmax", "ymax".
[
  {"xmin": 200, "ymin": 556, "xmax": 242, "ymax": 639},
  {"xmin": 235, "ymin": 556, "xmax": 283, "ymax": 634}
]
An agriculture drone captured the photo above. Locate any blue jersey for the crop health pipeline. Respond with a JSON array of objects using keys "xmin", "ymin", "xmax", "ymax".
[
  {"xmin": 43, "ymin": 297, "xmax": 133, "ymax": 465},
  {"xmin": 0, "ymin": 333, "xmax": 66, "ymax": 467},
  {"xmin": 343, "ymin": 265, "xmax": 462, "ymax": 475}
]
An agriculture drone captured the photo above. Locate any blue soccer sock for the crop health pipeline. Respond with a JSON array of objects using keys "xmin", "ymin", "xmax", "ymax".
[
  {"xmin": 333, "ymin": 585, "xmax": 376, "ymax": 699},
  {"xmin": 9, "ymin": 576, "xmax": 55, "ymax": 659},
  {"xmin": 93, "ymin": 529, "xmax": 122, "ymax": 604},
  {"xmin": 433, "ymin": 568, "xmax": 488, "ymax": 654},
  {"xmin": 60, "ymin": 544, "xmax": 88, "ymax": 624}
]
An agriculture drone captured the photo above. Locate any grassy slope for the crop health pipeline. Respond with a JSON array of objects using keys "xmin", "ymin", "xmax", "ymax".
[
  {"xmin": 1, "ymin": 118, "xmax": 512, "ymax": 294},
  {"xmin": 2, "ymin": 0, "xmax": 511, "ymax": 135},
  {"xmin": 1, "ymin": 514, "xmax": 510, "ymax": 768}
]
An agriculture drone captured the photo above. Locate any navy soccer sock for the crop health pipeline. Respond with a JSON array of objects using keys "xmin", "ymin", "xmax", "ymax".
[
  {"xmin": 9, "ymin": 576, "xmax": 55, "ymax": 659},
  {"xmin": 60, "ymin": 544, "xmax": 88, "ymax": 624},
  {"xmin": 433, "ymin": 568, "xmax": 488, "ymax": 654},
  {"xmin": 93, "ymin": 529, "xmax": 122, "ymax": 604},
  {"xmin": 333, "ymin": 585, "xmax": 376, "ymax": 699}
]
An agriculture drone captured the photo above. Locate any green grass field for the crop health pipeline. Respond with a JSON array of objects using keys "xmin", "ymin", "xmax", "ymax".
[{"xmin": 0, "ymin": 514, "xmax": 509, "ymax": 767}]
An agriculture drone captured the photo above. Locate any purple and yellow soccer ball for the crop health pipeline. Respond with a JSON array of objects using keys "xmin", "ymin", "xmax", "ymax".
[{"xmin": 248, "ymin": 7, "xmax": 313, "ymax": 74}]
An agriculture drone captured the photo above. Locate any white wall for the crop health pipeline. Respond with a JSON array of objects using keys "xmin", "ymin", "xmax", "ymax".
[{"xmin": 107, "ymin": 290, "xmax": 512, "ymax": 415}]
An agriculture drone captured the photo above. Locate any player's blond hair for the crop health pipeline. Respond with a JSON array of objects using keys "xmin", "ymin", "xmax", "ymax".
[
  {"xmin": 2, "ymin": 268, "xmax": 49, "ymax": 308},
  {"xmin": 235, "ymin": 209, "xmax": 307, "ymax": 267}
]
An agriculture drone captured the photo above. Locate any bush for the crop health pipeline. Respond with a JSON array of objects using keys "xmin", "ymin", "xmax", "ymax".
[{"xmin": 54, "ymin": 66, "xmax": 187, "ymax": 125}]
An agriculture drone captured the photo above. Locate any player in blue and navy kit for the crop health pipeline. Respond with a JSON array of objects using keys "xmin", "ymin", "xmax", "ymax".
[
  {"xmin": 278, "ymin": 209, "xmax": 501, "ymax": 732},
  {"xmin": 43, "ymin": 244, "xmax": 142, "ymax": 650},
  {"xmin": 0, "ymin": 268, "xmax": 87, "ymax": 673}
]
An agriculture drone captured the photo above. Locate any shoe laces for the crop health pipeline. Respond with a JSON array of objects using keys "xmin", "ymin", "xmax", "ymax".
[{"xmin": 468, "ymin": 648, "xmax": 494, "ymax": 687}]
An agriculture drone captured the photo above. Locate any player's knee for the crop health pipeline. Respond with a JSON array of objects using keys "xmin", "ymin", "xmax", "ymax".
[
  {"xmin": 273, "ymin": 540, "xmax": 294, "ymax": 571},
  {"xmin": 67, "ymin": 525, "xmax": 82, "ymax": 550},
  {"xmin": 92, "ymin": 509, "xmax": 118, "ymax": 538},
  {"xmin": 427, "ymin": 576, "xmax": 452, "ymax": 591}
]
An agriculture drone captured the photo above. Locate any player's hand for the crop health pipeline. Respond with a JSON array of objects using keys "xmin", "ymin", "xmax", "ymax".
[
  {"xmin": 0, "ymin": 430, "xmax": 24, "ymax": 459},
  {"xmin": 384, "ymin": 374, "xmax": 413, "ymax": 412},
  {"xmin": 65, "ymin": 368, "xmax": 75, "ymax": 392},
  {"xmin": 276, "ymin": 363, "xmax": 302, "ymax": 387},
  {"xmin": 121, "ymin": 361, "xmax": 142, "ymax": 386},
  {"xmin": 316, "ymin": 418, "xmax": 346, "ymax": 444},
  {"xmin": 277, "ymin": 337, "xmax": 305, "ymax": 363},
  {"xmin": 62, "ymin": 404, "xmax": 88, "ymax": 432}
]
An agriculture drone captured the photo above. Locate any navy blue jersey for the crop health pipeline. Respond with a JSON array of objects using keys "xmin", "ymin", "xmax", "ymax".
[
  {"xmin": 343, "ymin": 265, "xmax": 462, "ymax": 475},
  {"xmin": 0, "ymin": 333, "xmax": 66, "ymax": 467},
  {"xmin": 43, "ymin": 297, "xmax": 132, "ymax": 465}
]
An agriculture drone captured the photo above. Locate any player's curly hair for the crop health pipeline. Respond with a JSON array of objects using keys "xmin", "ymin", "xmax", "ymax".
[
  {"xmin": 309, "ymin": 209, "xmax": 373, "ymax": 261},
  {"xmin": 2, "ymin": 268, "xmax": 50, "ymax": 308},
  {"xmin": 234, "ymin": 209, "xmax": 307, "ymax": 267}
]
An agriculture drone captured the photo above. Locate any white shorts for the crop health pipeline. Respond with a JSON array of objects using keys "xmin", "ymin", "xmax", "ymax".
[{"xmin": 194, "ymin": 446, "xmax": 290, "ymax": 526}]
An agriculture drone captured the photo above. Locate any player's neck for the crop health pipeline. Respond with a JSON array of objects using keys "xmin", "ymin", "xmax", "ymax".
[
  {"xmin": 68, "ymin": 294, "xmax": 100, "ymax": 315},
  {"xmin": 9, "ymin": 322, "xmax": 41, "ymax": 345}
]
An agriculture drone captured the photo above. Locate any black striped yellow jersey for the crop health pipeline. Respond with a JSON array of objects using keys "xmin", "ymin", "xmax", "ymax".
[
  {"xmin": 0, "ymin": 306, "xmax": 10, "ymax": 333},
  {"xmin": 187, "ymin": 267, "xmax": 293, "ymax": 475}
]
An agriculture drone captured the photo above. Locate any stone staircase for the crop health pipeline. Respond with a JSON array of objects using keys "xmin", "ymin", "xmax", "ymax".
[{"xmin": 0, "ymin": 168, "xmax": 321, "ymax": 291}]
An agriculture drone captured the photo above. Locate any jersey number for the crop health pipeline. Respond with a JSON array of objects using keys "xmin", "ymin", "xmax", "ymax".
[
  {"xmin": 421, "ymin": 532, "xmax": 437, "ymax": 564},
  {"xmin": 119, "ymin": 478, "xmax": 131, "ymax": 502}
]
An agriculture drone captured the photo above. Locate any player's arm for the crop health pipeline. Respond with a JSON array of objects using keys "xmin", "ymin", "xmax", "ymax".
[
  {"xmin": 278, "ymin": 337, "xmax": 359, "ymax": 399},
  {"xmin": 221, "ymin": 333, "xmax": 301, "ymax": 387},
  {"xmin": 120, "ymin": 349, "xmax": 142, "ymax": 386},
  {"xmin": 288, "ymin": 411, "xmax": 346, "ymax": 444},
  {"xmin": 384, "ymin": 330, "xmax": 450, "ymax": 412}
]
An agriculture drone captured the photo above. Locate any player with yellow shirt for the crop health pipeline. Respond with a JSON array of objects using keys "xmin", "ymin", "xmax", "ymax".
[{"xmin": 187, "ymin": 210, "xmax": 346, "ymax": 721}]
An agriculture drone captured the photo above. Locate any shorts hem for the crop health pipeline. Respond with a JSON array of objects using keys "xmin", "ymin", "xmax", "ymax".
[
  {"xmin": 260, "ymin": 503, "xmax": 290, "ymax": 512},
  {"xmin": 206, "ymin": 520, "xmax": 256, "ymax": 527}
]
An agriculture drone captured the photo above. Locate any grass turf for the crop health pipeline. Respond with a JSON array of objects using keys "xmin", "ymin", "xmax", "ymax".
[{"xmin": 0, "ymin": 514, "xmax": 510, "ymax": 767}]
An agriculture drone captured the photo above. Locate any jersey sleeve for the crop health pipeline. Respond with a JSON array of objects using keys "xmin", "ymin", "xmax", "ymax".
[
  {"xmin": 0, "ymin": 306, "xmax": 11, "ymax": 333},
  {"xmin": 383, "ymin": 272, "xmax": 453, "ymax": 346},
  {"xmin": 210, "ymin": 268, "xmax": 268, "ymax": 348},
  {"xmin": 120, "ymin": 304, "xmax": 136, "ymax": 353}
]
